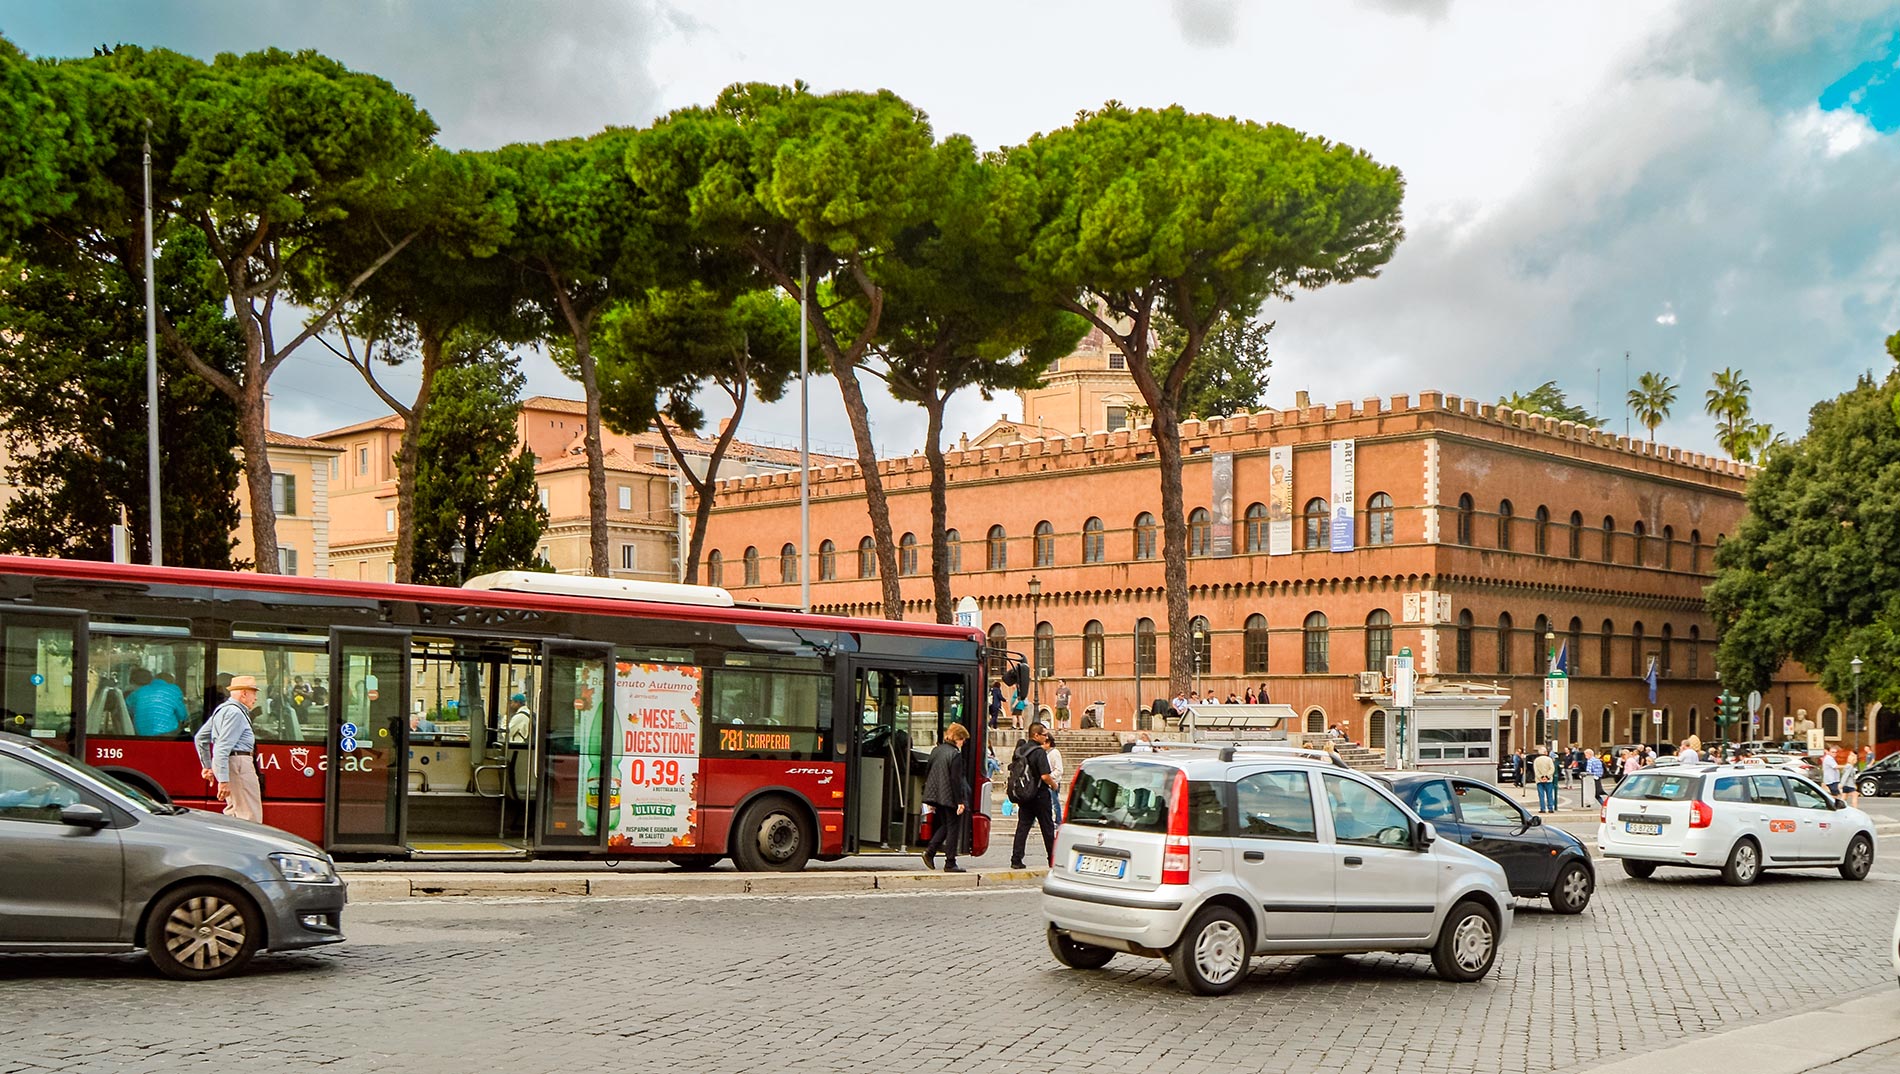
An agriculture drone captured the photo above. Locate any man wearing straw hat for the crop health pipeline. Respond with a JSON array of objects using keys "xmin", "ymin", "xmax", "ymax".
[{"xmin": 194, "ymin": 674, "xmax": 263, "ymax": 823}]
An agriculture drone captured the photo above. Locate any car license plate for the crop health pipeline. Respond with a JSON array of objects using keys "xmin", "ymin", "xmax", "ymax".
[
  {"xmin": 1625, "ymin": 821, "xmax": 1661, "ymax": 836},
  {"xmin": 1074, "ymin": 852, "xmax": 1127, "ymax": 879}
]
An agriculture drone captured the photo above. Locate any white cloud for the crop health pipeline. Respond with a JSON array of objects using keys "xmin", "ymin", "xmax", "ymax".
[
  {"xmin": 1787, "ymin": 102, "xmax": 1877, "ymax": 157},
  {"xmin": 1656, "ymin": 304, "xmax": 1679, "ymax": 326}
]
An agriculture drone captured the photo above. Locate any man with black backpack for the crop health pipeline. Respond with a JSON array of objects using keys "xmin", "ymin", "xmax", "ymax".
[{"xmin": 1008, "ymin": 722, "xmax": 1059, "ymax": 869}]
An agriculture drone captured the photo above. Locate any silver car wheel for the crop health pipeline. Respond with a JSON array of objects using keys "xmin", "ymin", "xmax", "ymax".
[
  {"xmin": 1451, "ymin": 913, "xmax": 1493, "ymax": 973},
  {"xmin": 1734, "ymin": 842, "xmax": 1758, "ymax": 882},
  {"xmin": 1849, "ymin": 838, "xmax": 1872, "ymax": 874},
  {"xmin": 1561, "ymin": 868, "xmax": 1590, "ymax": 905},
  {"xmin": 1194, "ymin": 919, "xmax": 1247, "ymax": 985},
  {"xmin": 163, "ymin": 895, "xmax": 248, "ymax": 971}
]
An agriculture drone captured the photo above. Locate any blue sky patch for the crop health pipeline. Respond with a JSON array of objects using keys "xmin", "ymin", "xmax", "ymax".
[{"xmin": 1819, "ymin": 31, "xmax": 1900, "ymax": 132}]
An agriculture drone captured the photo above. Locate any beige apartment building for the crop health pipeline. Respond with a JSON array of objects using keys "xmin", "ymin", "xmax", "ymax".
[
  {"xmin": 316, "ymin": 396, "xmax": 833, "ymax": 582},
  {"xmin": 233, "ymin": 430, "xmax": 343, "ymax": 576}
]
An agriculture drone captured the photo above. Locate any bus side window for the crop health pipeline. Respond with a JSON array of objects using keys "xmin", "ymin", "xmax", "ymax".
[
  {"xmin": 217, "ymin": 644, "xmax": 329, "ymax": 743},
  {"xmin": 89, "ymin": 635, "xmax": 203, "ymax": 739}
]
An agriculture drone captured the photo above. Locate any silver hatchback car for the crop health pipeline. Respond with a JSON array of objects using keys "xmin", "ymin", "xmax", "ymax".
[
  {"xmin": 1042, "ymin": 747, "xmax": 1513, "ymax": 994},
  {"xmin": 0, "ymin": 733, "xmax": 347, "ymax": 980}
]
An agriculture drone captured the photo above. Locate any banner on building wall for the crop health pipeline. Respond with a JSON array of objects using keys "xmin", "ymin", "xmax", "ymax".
[
  {"xmin": 1268, "ymin": 445, "xmax": 1293, "ymax": 555},
  {"xmin": 1210, "ymin": 452, "xmax": 1235, "ymax": 557},
  {"xmin": 611, "ymin": 662, "xmax": 704, "ymax": 849},
  {"xmin": 1330, "ymin": 439, "xmax": 1356, "ymax": 552}
]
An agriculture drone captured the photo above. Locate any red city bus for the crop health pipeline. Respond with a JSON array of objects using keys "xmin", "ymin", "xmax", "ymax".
[{"xmin": 0, "ymin": 555, "xmax": 992, "ymax": 867}]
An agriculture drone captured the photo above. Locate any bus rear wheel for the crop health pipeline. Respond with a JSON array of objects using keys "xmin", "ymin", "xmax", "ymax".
[{"xmin": 731, "ymin": 796, "xmax": 811, "ymax": 872}]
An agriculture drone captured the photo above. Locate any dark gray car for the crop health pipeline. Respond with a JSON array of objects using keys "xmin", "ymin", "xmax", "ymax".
[{"xmin": 0, "ymin": 733, "xmax": 346, "ymax": 979}]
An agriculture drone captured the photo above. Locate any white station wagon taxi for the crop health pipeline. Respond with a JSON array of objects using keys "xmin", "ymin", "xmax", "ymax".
[{"xmin": 1598, "ymin": 765, "xmax": 1877, "ymax": 885}]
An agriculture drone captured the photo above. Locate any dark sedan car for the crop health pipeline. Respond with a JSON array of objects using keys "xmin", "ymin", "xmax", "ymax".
[
  {"xmin": 1377, "ymin": 771, "xmax": 1595, "ymax": 914},
  {"xmin": 1856, "ymin": 751, "xmax": 1900, "ymax": 798}
]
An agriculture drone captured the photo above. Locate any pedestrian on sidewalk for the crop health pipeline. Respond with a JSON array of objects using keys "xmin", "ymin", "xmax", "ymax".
[
  {"xmin": 1009, "ymin": 723, "xmax": 1058, "ymax": 869},
  {"xmin": 1584, "ymin": 748, "xmax": 1605, "ymax": 806},
  {"xmin": 921, "ymin": 722, "xmax": 970, "ymax": 872},
  {"xmin": 1046, "ymin": 733, "xmax": 1066, "ymax": 825},
  {"xmin": 1053, "ymin": 679, "xmax": 1072, "ymax": 730},
  {"xmin": 1509, "ymin": 748, "xmax": 1525, "ymax": 788},
  {"xmin": 195, "ymin": 674, "xmax": 263, "ymax": 824},
  {"xmin": 1839, "ymin": 747, "xmax": 1860, "ymax": 809},
  {"xmin": 1533, "ymin": 747, "xmax": 1557, "ymax": 814},
  {"xmin": 1822, "ymin": 746, "xmax": 1842, "ymax": 799}
]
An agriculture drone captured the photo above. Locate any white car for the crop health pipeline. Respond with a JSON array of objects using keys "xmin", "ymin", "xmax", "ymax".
[
  {"xmin": 1597, "ymin": 764, "xmax": 1876, "ymax": 885},
  {"xmin": 1041, "ymin": 747, "xmax": 1514, "ymax": 994}
]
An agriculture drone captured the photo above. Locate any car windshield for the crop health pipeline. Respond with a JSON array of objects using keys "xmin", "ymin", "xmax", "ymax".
[
  {"xmin": 16, "ymin": 738, "xmax": 170, "ymax": 814},
  {"xmin": 1067, "ymin": 761, "xmax": 1176, "ymax": 833},
  {"xmin": 1611, "ymin": 771, "xmax": 1703, "ymax": 802}
]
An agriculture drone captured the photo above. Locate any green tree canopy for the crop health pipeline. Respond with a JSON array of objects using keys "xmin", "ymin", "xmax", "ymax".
[
  {"xmin": 1499, "ymin": 381, "xmax": 1603, "ymax": 427},
  {"xmin": 1156, "ymin": 312, "xmax": 1274, "ymax": 420},
  {"xmin": 1707, "ymin": 363, "xmax": 1900, "ymax": 735},
  {"xmin": 1007, "ymin": 102, "xmax": 1403, "ymax": 692},
  {"xmin": 410, "ymin": 336, "xmax": 549, "ymax": 585},
  {"xmin": 1627, "ymin": 371, "xmax": 1678, "ymax": 444}
]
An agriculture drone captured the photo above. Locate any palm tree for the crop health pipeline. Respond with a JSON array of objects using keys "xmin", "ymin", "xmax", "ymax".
[
  {"xmin": 1626, "ymin": 372, "xmax": 1678, "ymax": 444},
  {"xmin": 1705, "ymin": 368, "xmax": 1754, "ymax": 460}
]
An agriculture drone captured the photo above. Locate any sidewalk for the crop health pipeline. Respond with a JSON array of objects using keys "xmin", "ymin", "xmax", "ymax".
[
  {"xmin": 1557, "ymin": 987, "xmax": 1900, "ymax": 1074},
  {"xmin": 342, "ymin": 864, "xmax": 1045, "ymax": 902}
]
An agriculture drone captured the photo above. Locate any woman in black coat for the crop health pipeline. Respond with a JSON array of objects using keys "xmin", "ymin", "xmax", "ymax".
[{"xmin": 921, "ymin": 722, "xmax": 971, "ymax": 873}]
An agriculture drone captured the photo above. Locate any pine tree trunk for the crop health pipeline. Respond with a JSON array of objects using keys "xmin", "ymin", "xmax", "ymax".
[
  {"xmin": 1150, "ymin": 402, "xmax": 1193, "ymax": 697},
  {"xmin": 392, "ymin": 334, "xmax": 442, "ymax": 584},
  {"xmin": 830, "ymin": 362, "xmax": 903, "ymax": 620},
  {"xmin": 924, "ymin": 394, "xmax": 953, "ymax": 624},
  {"xmin": 237, "ymin": 371, "xmax": 279, "ymax": 575},
  {"xmin": 576, "ymin": 333, "xmax": 610, "ymax": 577}
]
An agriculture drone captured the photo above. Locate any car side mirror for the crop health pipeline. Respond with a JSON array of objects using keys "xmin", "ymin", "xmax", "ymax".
[
  {"xmin": 1416, "ymin": 820, "xmax": 1437, "ymax": 848},
  {"xmin": 59, "ymin": 803, "xmax": 110, "ymax": 830},
  {"xmin": 1525, "ymin": 813, "xmax": 1543, "ymax": 827}
]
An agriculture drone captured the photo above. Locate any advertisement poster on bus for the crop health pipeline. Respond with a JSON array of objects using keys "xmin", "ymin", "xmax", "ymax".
[
  {"xmin": 611, "ymin": 663, "xmax": 703, "ymax": 849},
  {"xmin": 1268, "ymin": 445, "xmax": 1293, "ymax": 555},
  {"xmin": 1330, "ymin": 439, "xmax": 1355, "ymax": 552}
]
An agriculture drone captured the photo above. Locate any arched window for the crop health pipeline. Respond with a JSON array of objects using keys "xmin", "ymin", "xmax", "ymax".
[
  {"xmin": 1534, "ymin": 505, "xmax": 1550, "ymax": 555},
  {"xmin": 1134, "ymin": 512, "xmax": 1157, "ymax": 560},
  {"xmin": 1034, "ymin": 621, "xmax": 1054, "ymax": 678},
  {"xmin": 1533, "ymin": 614, "xmax": 1550, "ymax": 675},
  {"xmin": 1083, "ymin": 620, "xmax": 1105, "ymax": 677},
  {"xmin": 1568, "ymin": 511, "xmax": 1583, "ymax": 559},
  {"xmin": 1690, "ymin": 529, "xmax": 1702, "ymax": 573},
  {"xmin": 1188, "ymin": 508, "xmax": 1212, "ymax": 557},
  {"xmin": 1303, "ymin": 498, "xmax": 1330, "ymax": 550},
  {"xmin": 1600, "ymin": 708, "xmax": 1612, "ymax": 744},
  {"xmin": 1303, "ymin": 612, "xmax": 1329, "ymax": 673},
  {"xmin": 857, "ymin": 536, "xmax": 876, "ymax": 579},
  {"xmin": 1601, "ymin": 516, "xmax": 1616, "ymax": 563},
  {"xmin": 899, "ymin": 532, "xmax": 918, "ymax": 575},
  {"xmin": 1570, "ymin": 707, "xmax": 1581, "ymax": 741},
  {"xmin": 1632, "ymin": 520, "xmax": 1647, "ymax": 566},
  {"xmin": 943, "ymin": 529, "xmax": 962, "ymax": 573},
  {"xmin": 1366, "ymin": 493, "xmax": 1395, "ymax": 545},
  {"xmin": 1688, "ymin": 706, "xmax": 1699, "ymax": 738},
  {"xmin": 1660, "ymin": 623, "xmax": 1673, "ymax": 675},
  {"xmin": 1497, "ymin": 612, "xmax": 1514, "ymax": 674},
  {"xmin": 1244, "ymin": 613, "xmax": 1270, "ymax": 673},
  {"xmin": 1244, "ymin": 502, "xmax": 1269, "ymax": 552},
  {"xmin": 743, "ymin": 546, "xmax": 760, "ymax": 586},
  {"xmin": 1368, "ymin": 710, "xmax": 1387, "ymax": 749},
  {"xmin": 1135, "ymin": 618, "xmax": 1157, "ymax": 676},
  {"xmin": 1034, "ymin": 520, "xmax": 1055, "ymax": 567},
  {"xmin": 1688, "ymin": 625, "xmax": 1700, "ymax": 678},
  {"xmin": 1365, "ymin": 609, "xmax": 1393, "ymax": 671},
  {"xmin": 1630, "ymin": 621, "xmax": 1646, "ymax": 677},
  {"xmin": 707, "ymin": 549, "xmax": 724, "ymax": 588},
  {"xmin": 1822, "ymin": 706, "xmax": 1841, "ymax": 737},
  {"xmin": 1497, "ymin": 499, "xmax": 1514, "ymax": 549},
  {"xmin": 1456, "ymin": 610, "xmax": 1473, "ymax": 674},
  {"xmin": 1568, "ymin": 617, "xmax": 1584, "ymax": 676},
  {"xmin": 1456, "ymin": 494, "xmax": 1474, "ymax": 544},
  {"xmin": 1307, "ymin": 708, "xmax": 1326, "ymax": 734},
  {"xmin": 1662, "ymin": 525, "xmax": 1675, "ymax": 569},
  {"xmin": 1082, "ymin": 517, "xmax": 1105, "ymax": 563},
  {"xmin": 1190, "ymin": 615, "xmax": 1212, "ymax": 674},
  {"xmin": 986, "ymin": 623, "xmax": 1007, "ymax": 675},
  {"xmin": 818, "ymin": 539, "xmax": 836, "ymax": 580},
  {"xmin": 779, "ymin": 542, "xmax": 798, "ymax": 584},
  {"xmin": 1600, "ymin": 619, "xmax": 1614, "ymax": 676},
  {"xmin": 987, "ymin": 525, "xmax": 1007, "ymax": 570}
]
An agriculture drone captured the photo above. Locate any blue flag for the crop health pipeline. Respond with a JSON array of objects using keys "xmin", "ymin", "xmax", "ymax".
[
  {"xmin": 1553, "ymin": 641, "xmax": 1569, "ymax": 676},
  {"xmin": 1644, "ymin": 657, "xmax": 1658, "ymax": 705}
]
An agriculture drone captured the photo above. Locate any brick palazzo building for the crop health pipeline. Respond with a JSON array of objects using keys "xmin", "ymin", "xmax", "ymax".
[{"xmin": 695, "ymin": 343, "xmax": 1838, "ymax": 749}]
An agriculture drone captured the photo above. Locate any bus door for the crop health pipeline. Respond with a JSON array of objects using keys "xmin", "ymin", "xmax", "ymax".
[
  {"xmin": 326, "ymin": 629, "xmax": 409, "ymax": 855},
  {"xmin": 0, "ymin": 611, "xmax": 84, "ymax": 755},
  {"xmin": 536, "ymin": 642, "xmax": 614, "ymax": 851},
  {"xmin": 847, "ymin": 663, "xmax": 974, "ymax": 854},
  {"xmin": 405, "ymin": 636, "xmax": 544, "ymax": 856}
]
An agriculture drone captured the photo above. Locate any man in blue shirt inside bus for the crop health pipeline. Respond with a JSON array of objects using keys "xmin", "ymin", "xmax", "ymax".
[{"xmin": 125, "ymin": 667, "xmax": 189, "ymax": 736}]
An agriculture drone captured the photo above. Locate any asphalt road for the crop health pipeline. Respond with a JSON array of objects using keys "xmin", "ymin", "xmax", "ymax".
[{"xmin": 2, "ymin": 852, "xmax": 1896, "ymax": 1074}]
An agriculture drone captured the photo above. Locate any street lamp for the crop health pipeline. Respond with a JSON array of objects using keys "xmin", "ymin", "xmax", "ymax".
[
  {"xmin": 1851, "ymin": 656, "xmax": 1863, "ymax": 751},
  {"xmin": 1027, "ymin": 574, "xmax": 1042, "ymax": 714},
  {"xmin": 1192, "ymin": 625, "xmax": 1206, "ymax": 700},
  {"xmin": 449, "ymin": 539, "xmax": 466, "ymax": 584}
]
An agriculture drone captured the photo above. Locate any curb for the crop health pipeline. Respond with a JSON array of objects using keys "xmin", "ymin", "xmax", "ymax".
[
  {"xmin": 1557, "ymin": 986, "xmax": 1900, "ymax": 1074},
  {"xmin": 345, "ymin": 867, "xmax": 1049, "ymax": 903}
]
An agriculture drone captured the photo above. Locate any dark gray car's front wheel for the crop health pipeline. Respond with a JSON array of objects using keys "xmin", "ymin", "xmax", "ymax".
[
  {"xmin": 1548, "ymin": 861, "xmax": 1594, "ymax": 914},
  {"xmin": 145, "ymin": 882, "xmax": 262, "ymax": 981}
]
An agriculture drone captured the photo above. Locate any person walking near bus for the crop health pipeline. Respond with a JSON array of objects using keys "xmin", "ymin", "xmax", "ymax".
[
  {"xmin": 195, "ymin": 674, "xmax": 262, "ymax": 824},
  {"xmin": 1532, "ymin": 747, "xmax": 1558, "ymax": 814},
  {"xmin": 1046, "ymin": 733, "xmax": 1066, "ymax": 824},
  {"xmin": 921, "ymin": 722, "xmax": 970, "ymax": 873},
  {"xmin": 1822, "ymin": 745, "xmax": 1842, "ymax": 799},
  {"xmin": 1008, "ymin": 723, "xmax": 1058, "ymax": 870},
  {"xmin": 1583, "ymin": 748, "xmax": 1605, "ymax": 806}
]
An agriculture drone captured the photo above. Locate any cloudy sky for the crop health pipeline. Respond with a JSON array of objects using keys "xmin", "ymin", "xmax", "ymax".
[{"xmin": 4, "ymin": 0, "xmax": 1898, "ymax": 458}]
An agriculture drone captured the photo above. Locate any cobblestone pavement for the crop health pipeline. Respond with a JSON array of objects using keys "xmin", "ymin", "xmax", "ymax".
[{"xmin": 2, "ymin": 866, "xmax": 1896, "ymax": 1074}]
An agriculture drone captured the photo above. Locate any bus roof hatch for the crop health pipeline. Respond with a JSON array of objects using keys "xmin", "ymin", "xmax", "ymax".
[{"xmin": 461, "ymin": 570, "xmax": 737, "ymax": 608}]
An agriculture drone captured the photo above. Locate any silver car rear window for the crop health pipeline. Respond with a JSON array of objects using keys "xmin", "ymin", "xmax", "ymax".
[{"xmin": 1069, "ymin": 761, "xmax": 1177, "ymax": 833}]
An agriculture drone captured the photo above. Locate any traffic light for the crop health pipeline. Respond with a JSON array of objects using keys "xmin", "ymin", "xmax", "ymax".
[
  {"xmin": 1713, "ymin": 694, "xmax": 1727, "ymax": 728},
  {"xmin": 1713, "ymin": 692, "xmax": 1740, "ymax": 728}
]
